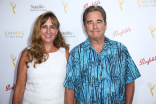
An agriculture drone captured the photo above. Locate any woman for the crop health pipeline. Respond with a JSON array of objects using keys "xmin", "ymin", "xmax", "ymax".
[{"xmin": 12, "ymin": 11, "xmax": 69, "ymax": 104}]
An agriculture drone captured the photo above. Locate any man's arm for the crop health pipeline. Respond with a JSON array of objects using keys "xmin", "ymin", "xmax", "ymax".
[
  {"xmin": 65, "ymin": 88, "xmax": 75, "ymax": 104},
  {"xmin": 125, "ymin": 81, "xmax": 135, "ymax": 104}
]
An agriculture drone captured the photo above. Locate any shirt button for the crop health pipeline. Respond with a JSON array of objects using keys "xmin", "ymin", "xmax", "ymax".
[
  {"xmin": 100, "ymin": 74, "xmax": 102, "ymax": 76},
  {"xmin": 101, "ymin": 89, "xmax": 103, "ymax": 91}
]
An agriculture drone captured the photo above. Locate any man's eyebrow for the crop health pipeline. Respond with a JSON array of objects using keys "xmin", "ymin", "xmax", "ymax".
[
  {"xmin": 97, "ymin": 19, "xmax": 103, "ymax": 22},
  {"xmin": 87, "ymin": 20, "xmax": 92, "ymax": 24}
]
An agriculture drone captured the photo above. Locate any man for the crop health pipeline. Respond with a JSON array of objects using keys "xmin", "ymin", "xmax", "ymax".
[{"xmin": 64, "ymin": 5, "xmax": 141, "ymax": 104}]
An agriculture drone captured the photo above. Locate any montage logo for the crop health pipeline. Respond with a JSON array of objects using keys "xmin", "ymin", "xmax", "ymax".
[
  {"xmin": 6, "ymin": 84, "xmax": 15, "ymax": 91},
  {"xmin": 10, "ymin": 54, "xmax": 16, "ymax": 67},
  {"xmin": 10, "ymin": 2, "xmax": 16, "ymax": 15},
  {"xmin": 147, "ymin": 82, "xmax": 155, "ymax": 96},
  {"xmin": 139, "ymin": 55, "xmax": 156, "ymax": 66},
  {"xmin": 113, "ymin": 27, "xmax": 131, "ymax": 37},
  {"xmin": 148, "ymin": 25, "xmax": 156, "ymax": 39},
  {"xmin": 5, "ymin": 31, "xmax": 24, "ymax": 38},
  {"xmin": 62, "ymin": 31, "xmax": 75, "ymax": 38},
  {"xmin": 61, "ymin": 1, "xmax": 68, "ymax": 14},
  {"xmin": 116, "ymin": 0, "xmax": 124, "ymax": 11},
  {"xmin": 137, "ymin": 0, "xmax": 156, "ymax": 7},
  {"xmin": 83, "ymin": 0, "xmax": 101, "ymax": 10},
  {"xmin": 30, "ymin": 5, "xmax": 47, "ymax": 11}
]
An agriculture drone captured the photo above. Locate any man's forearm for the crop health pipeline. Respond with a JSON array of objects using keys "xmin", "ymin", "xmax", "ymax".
[
  {"xmin": 125, "ymin": 81, "xmax": 135, "ymax": 104},
  {"xmin": 65, "ymin": 88, "xmax": 75, "ymax": 104}
]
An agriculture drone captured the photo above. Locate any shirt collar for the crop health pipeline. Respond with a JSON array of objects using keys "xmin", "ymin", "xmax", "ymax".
[{"xmin": 83, "ymin": 36, "xmax": 112, "ymax": 52}]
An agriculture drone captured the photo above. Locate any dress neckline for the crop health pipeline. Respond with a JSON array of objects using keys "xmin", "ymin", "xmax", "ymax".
[{"xmin": 48, "ymin": 48, "xmax": 60, "ymax": 54}]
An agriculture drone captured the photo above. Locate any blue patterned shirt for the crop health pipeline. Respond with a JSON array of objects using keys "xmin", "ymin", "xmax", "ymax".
[{"xmin": 64, "ymin": 36, "xmax": 141, "ymax": 104}]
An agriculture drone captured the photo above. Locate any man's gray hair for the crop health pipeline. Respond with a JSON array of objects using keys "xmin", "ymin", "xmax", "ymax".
[{"xmin": 83, "ymin": 5, "xmax": 107, "ymax": 26}]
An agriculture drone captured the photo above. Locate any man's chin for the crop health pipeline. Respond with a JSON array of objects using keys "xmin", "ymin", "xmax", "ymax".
[{"xmin": 89, "ymin": 37, "xmax": 103, "ymax": 41}]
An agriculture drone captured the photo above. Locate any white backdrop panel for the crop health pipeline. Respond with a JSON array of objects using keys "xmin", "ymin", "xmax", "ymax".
[{"xmin": 0, "ymin": 0, "xmax": 156, "ymax": 104}]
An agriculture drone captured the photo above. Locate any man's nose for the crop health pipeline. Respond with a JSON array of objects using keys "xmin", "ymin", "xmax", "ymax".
[{"xmin": 93, "ymin": 23, "xmax": 97, "ymax": 29}]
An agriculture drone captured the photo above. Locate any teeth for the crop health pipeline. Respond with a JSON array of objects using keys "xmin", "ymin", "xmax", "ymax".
[{"xmin": 45, "ymin": 35, "xmax": 51, "ymax": 38}]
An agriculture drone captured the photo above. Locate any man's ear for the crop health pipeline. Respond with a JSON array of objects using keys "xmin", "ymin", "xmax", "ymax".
[
  {"xmin": 84, "ymin": 24, "xmax": 86, "ymax": 32},
  {"xmin": 105, "ymin": 22, "xmax": 107, "ymax": 30},
  {"xmin": 105, "ymin": 22, "xmax": 107, "ymax": 26}
]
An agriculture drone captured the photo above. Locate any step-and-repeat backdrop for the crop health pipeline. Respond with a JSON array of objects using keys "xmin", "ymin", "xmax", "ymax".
[{"xmin": 0, "ymin": 0, "xmax": 156, "ymax": 104}]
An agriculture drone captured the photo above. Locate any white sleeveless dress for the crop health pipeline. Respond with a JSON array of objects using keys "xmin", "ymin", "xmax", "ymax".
[{"xmin": 22, "ymin": 48, "xmax": 67, "ymax": 104}]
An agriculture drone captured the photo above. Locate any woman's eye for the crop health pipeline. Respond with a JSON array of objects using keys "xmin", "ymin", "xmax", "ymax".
[{"xmin": 42, "ymin": 25, "xmax": 47, "ymax": 28}]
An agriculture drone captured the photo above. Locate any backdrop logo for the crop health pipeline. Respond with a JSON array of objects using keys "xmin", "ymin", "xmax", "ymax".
[
  {"xmin": 83, "ymin": 0, "xmax": 101, "ymax": 10},
  {"xmin": 147, "ymin": 82, "xmax": 155, "ymax": 96},
  {"xmin": 148, "ymin": 25, "xmax": 156, "ymax": 39},
  {"xmin": 117, "ymin": 0, "xmax": 124, "ymax": 11},
  {"xmin": 137, "ymin": 0, "xmax": 156, "ymax": 7},
  {"xmin": 10, "ymin": 54, "xmax": 16, "ymax": 67},
  {"xmin": 61, "ymin": 1, "xmax": 68, "ymax": 14},
  {"xmin": 139, "ymin": 55, "xmax": 156, "ymax": 66},
  {"xmin": 10, "ymin": 2, "xmax": 16, "ymax": 15},
  {"xmin": 5, "ymin": 31, "xmax": 24, "ymax": 38},
  {"xmin": 6, "ymin": 84, "xmax": 15, "ymax": 91},
  {"xmin": 62, "ymin": 31, "xmax": 75, "ymax": 38},
  {"xmin": 113, "ymin": 27, "xmax": 131, "ymax": 37},
  {"xmin": 30, "ymin": 5, "xmax": 47, "ymax": 11}
]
